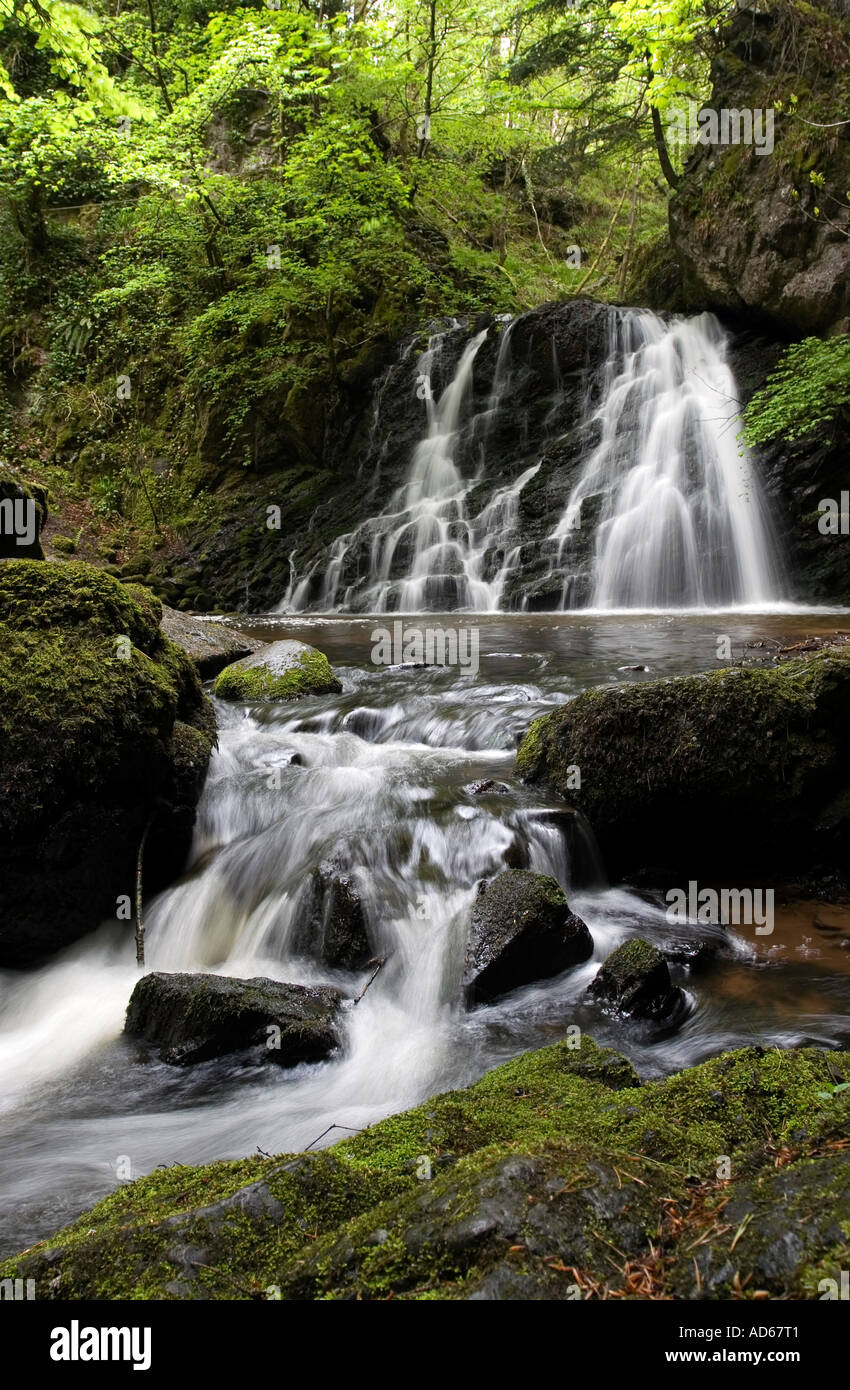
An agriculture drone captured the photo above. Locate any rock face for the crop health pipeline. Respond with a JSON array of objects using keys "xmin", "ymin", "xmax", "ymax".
[
  {"xmin": 0, "ymin": 562, "xmax": 216, "ymax": 967},
  {"xmin": 296, "ymin": 861, "xmax": 373, "ymax": 971},
  {"xmin": 0, "ymin": 469, "xmax": 47, "ymax": 559},
  {"xmin": 213, "ymin": 640, "xmax": 342, "ymax": 701},
  {"xmin": 463, "ymin": 869, "xmax": 593, "ymax": 1004},
  {"xmin": 588, "ymin": 939, "xmax": 685, "ymax": 1023},
  {"xmin": 667, "ymin": 3, "xmax": 850, "ymax": 336},
  {"xmin": 8, "ymin": 1039, "xmax": 849, "ymax": 1301},
  {"xmin": 517, "ymin": 647, "xmax": 850, "ymax": 882},
  {"xmin": 124, "ymin": 972, "xmax": 343, "ymax": 1066},
  {"xmin": 159, "ymin": 607, "xmax": 264, "ymax": 679}
]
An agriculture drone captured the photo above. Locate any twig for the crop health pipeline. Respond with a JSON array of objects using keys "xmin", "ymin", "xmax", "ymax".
[
  {"xmin": 303, "ymin": 1123, "xmax": 363, "ymax": 1152},
  {"xmin": 354, "ymin": 955, "xmax": 387, "ymax": 1004}
]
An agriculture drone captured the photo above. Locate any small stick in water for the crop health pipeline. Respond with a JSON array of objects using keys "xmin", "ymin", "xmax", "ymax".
[{"xmin": 353, "ymin": 955, "xmax": 387, "ymax": 1005}]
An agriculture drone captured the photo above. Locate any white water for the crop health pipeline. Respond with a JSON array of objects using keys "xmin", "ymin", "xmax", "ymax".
[
  {"xmin": 548, "ymin": 310, "xmax": 782, "ymax": 609},
  {"xmin": 2, "ymin": 614, "xmax": 849, "ymax": 1256},
  {"xmin": 281, "ymin": 321, "xmax": 539, "ymax": 614},
  {"xmin": 281, "ymin": 308, "xmax": 784, "ymax": 615}
]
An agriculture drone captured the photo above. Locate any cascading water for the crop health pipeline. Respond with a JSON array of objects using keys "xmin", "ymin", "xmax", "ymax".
[
  {"xmin": 280, "ymin": 307, "xmax": 784, "ymax": 615},
  {"xmin": 546, "ymin": 310, "xmax": 782, "ymax": 610},
  {"xmin": 281, "ymin": 319, "xmax": 539, "ymax": 614}
]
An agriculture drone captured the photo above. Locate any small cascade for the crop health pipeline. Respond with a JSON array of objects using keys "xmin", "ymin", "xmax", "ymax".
[{"xmin": 546, "ymin": 310, "xmax": 782, "ymax": 610}]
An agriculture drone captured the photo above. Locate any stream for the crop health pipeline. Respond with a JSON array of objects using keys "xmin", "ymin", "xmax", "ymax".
[{"xmin": 2, "ymin": 609, "xmax": 850, "ymax": 1258}]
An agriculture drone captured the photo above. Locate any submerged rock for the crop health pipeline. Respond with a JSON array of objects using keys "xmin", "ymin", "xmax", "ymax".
[
  {"xmin": 0, "ymin": 562, "xmax": 216, "ymax": 967},
  {"xmin": 516, "ymin": 647, "xmax": 850, "ymax": 881},
  {"xmin": 9, "ymin": 1039, "xmax": 850, "ymax": 1301},
  {"xmin": 124, "ymin": 971, "xmax": 343, "ymax": 1066},
  {"xmin": 212, "ymin": 639, "xmax": 341, "ymax": 701},
  {"xmin": 463, "ymin": 869, "xmax": 593, "ymax": 1005},
  {"xmin": 588, "ymin": 938, "xmax": 685, "ymax": 1023},
  {"xmin": 159, "ymin": 607, "xmax": 265, "ymax": 679}
]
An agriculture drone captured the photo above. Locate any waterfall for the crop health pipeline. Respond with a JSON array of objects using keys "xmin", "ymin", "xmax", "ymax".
[
  {"xmin": 280, "ymin": 305, "xmax": 783, "ymax": 614},
  {"xmin": 547, "ymin": 309, "xmax": 782, "ymax": 610},
  {"xmin": 280, "ymin": 319, "xmax": 536, "ymax": 614}
]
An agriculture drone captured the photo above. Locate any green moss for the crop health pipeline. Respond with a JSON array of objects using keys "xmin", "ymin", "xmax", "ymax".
[
  {"xmin": 516, "ymin": 646, "xmax": 850, "ymax": 876},
  {"xmin": 0, "ymin": 560, "xmax": 213, "ymax": 840},
  {"xmin": 213, "ymin": 646, "xmax": 341, "ymax": 702},
  {"xmin": 4, "ymin": 1038, "xmax": 848, "ymax": 1300}
]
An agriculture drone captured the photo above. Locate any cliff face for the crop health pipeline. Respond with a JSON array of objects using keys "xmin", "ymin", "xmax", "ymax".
[{"xmin": 668, "ymin": 1, "xmax": 850, "ymax": 336}]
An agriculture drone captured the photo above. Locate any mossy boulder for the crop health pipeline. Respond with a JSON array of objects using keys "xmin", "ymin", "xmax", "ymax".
[
  {"xmin": 0, "ymin": 561, "xmax": 216, "ymax": 966},
  {"xmin": 213, "ymin": 640, "xmax": 342, "ymax": 702},
  {"xmin": 516, "ymin": 647, "xmax": 850, "ymax": 881},
  {"xmin": 125, "ymin": 972, "xmax": 343, "ymax": 1066},
  {"xmin": 463, "ymin": 870, "xmax": 593, "ymax": 1004},
  {"xmin": 589, "ymin": 938, "xmax": 686, "ymax": 1024},
  {"xmin": 4, "ymin": 1038, "xmax": 849, "ymax": 1299}
]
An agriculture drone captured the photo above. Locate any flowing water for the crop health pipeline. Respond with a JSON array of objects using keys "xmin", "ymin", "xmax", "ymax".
[
  {"xmin": 547, "ymin": 311, "xmax": 782, "ymax": 609},
  {"xmin": 2, "ymin": 612, "xmax": 850, "ymax": 1258},
  {"xmin": 280, "ymin": 308, "xmax": 784, "ymax": 615}
]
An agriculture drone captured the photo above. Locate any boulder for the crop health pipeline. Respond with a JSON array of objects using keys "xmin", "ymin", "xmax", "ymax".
[
  {"xmin": 463, "ymin": 869, "xmax": 593, "ymax": 1005},
  {"xmin": 296, "ymin": 861, "xmax": 373, "ymax": 971},
  {"xmin": 0, "ymin": 562, "xmax": 216, "ymax": 967},
  {"xmin": 588, "ymin": 939, "xmax": 685, "ymax": 1023},
  {"xmin": 159, "ymin": 606, "xmax": 265, "ymax": 679},
  {"xmin": 212, "ymin": 639, "xmax": 341, "ymax": 701},
  {"xmin": 124, "ymin": 971, "xmax": 343, "ymax": 1066},
  {"xmin": 517, "ymin": 647, "xmax": 850, "ymax": 881}
]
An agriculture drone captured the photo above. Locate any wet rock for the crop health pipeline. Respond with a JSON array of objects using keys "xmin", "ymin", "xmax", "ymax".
[
  {"xmin": 465, "ymin": 779, "xmax": 510, "ymax": 796},
  {"xmin": 159, "ymin": 607, "xmax": 265, "ymax": 679},
  {"xmin": 463, "ymin": 869, "xmax": 593, "ymax": 1005},
  {"xmin": 213, "ymin": 639, "xmax": 341, "ymax": 702},
  {"xmin": 517, "ymin": 646, "xmax": 850, "ymax": 881},
  {"xmin": 589, "ymin": 938, "xmax": 685, "ymax": 1022},
  {"xmin": 124, "ymin": 971, "xmax": 343, "ymax": 1066},
  {"xmin": 296, "ymin": 861, "xmax": 373, "ymax": 971}
]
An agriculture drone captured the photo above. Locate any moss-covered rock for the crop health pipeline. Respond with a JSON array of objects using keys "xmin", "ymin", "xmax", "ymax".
[
  {"xmin": 463, "ymin": 869, "xmax": 593, "ymax": 1004},
  {"xmin": 0, "ymin": 561, "xmax": 216, "ymax": 966},
  {"xmin": 589, "ymin": 938, "xmax": 686, "ymax": 1023},
  {"xmin": 124, "ymin": 972, "xmax": 343, "ymax": 1066},
  {"xmin": 516, "ymin": 647, "xmax": 850, "ymax": 881},
  {"xmin": 213, "ymin": 640, "xmax": 341, "ymax": 702},
  {"xmin": 4, "ymin": 1038, "xmax": 848, "ymax": 1300}
]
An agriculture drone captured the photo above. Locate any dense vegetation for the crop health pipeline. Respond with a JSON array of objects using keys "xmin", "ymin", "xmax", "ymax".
[{"xmin": 0, "ymin": 0, "xmax": 727, "ymax": 573}]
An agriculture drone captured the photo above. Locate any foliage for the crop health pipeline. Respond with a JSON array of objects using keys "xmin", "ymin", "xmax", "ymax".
[{"xmin": 744, "ymin": 336, "xmax": 850, "ymax": 444}]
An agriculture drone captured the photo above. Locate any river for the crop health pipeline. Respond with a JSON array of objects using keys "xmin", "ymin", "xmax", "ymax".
[{"xmin": 1, "ymin": 608, "xmax": 849, "ymax": 1258}]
